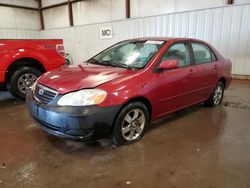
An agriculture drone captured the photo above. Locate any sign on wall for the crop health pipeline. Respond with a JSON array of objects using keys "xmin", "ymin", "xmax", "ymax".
[{"xmin": 100, "ymin": 27, "xmax": 113, "ymax": 39}]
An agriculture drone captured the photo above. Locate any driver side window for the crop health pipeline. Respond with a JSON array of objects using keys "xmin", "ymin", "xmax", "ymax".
[{"xmin": 161, "ymin": 43, "xmax": 191, "ymax": 67}]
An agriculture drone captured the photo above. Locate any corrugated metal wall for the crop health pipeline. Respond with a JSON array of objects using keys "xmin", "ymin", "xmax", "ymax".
[
  {"xmin": 39, "ymin": 3, "xmax": 250, "ymax": 75},
  {"xmin": 0, "ymin": 3, "xmax": 249, "ymax": 75},
  {"xmin": 41, "ymin": 0, "xmax": 227, "ymax": 29},
  {"xmin": 0, "ymin": 29, "xmax": 39, "ymax": 39}
]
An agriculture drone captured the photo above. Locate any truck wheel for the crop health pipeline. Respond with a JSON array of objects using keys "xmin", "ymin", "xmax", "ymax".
[
  {"xmin": 112, "ymin": 102, "xmax": 149, "ymax": 145},
  {"xmin": 205, "ymin": 81, "xmax": 224, "ymax": 107},
  {"xmin": 7, "ymin": 66, "xmax": 41, "ymax": 100}
]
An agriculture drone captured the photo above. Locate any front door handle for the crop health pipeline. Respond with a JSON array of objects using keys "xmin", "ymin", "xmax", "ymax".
[{"xmin": 214, "ymin": 64, "xmax": 218, "ymax": 70}]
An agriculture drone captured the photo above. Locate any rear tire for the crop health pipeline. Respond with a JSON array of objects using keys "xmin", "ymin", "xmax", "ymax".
[
  {"xmin": 112, "ymin": 102, "xmax": 149, "ymax": 145},
  {"xmin": 205, "ymin": 81, "xmax": 224, "ymax": 107},
  {"xmin": 7, "ymin": 66, "xmax": 41, "ymax": 100}
]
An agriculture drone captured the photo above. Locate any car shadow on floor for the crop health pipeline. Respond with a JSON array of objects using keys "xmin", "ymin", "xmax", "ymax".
[
  {"xmin": 44, "ymin": 134, "xmax": 114, "ymax": 154},
  {"xmin": 149, "ymin": 103, "xmax": 205, "ymax": 131},
  {"xmin": 0, "ymin": 91, "xmax": 24, "ymax": 108},
  {"xmin": 44, "ymin": 103, "xmax": 207, "ymax": 153}
]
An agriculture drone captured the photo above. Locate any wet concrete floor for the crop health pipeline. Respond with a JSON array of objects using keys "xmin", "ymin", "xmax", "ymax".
[{"xmin": 0, "ymin": 80, "xmax": 250, "ymax": 188}]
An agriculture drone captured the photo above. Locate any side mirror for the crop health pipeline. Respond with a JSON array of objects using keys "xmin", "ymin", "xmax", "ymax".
[{"xmin": 158, "ymin": 59, "xmax": 179, "ymax": 70}]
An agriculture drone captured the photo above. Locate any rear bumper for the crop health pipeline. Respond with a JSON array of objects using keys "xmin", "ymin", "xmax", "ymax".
[{"xmin": 26, "ymin": 90, "xmax": 121, "ymax": 141}]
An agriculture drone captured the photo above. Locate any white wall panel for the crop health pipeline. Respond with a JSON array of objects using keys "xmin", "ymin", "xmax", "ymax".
[
  {"xmin": 40, "ymin": 0, "xmax": 126, "ymax": 29},
  {"xmin": 175, "ymin": 0, "xmax": 225, "ymax": 12},
  {"xmin": 131, "ymin": 0, "xmax": 226, "ymax": 18},
  {"xmin": 0, "ymin": 0, "xmax": 38, "ymax": 8},
  {"xmin": 131, "ymin": 0, "xmax": 175, "ymax": 18},
  {"xmin": 43, "ymin": 5, "xmax": 69, "ymax": 29},
  {"xmin": 73, "ymin": 0, "xmax": 125, "ymax": 26},
  {"xmin": 235, "ymin": 0, "xmax": 250, "ymax": 4},
  {"xmin": 41, "ymin": 0, "xmax": 231, "ymax": 29},
  {"xmin": 40, "ymin": 3, "xmax": 250, "ymax": 75},
  {"xmin": 41, "ymin": 0, "xmax": 66, "ymax": 7},
  {"xmin": 0, "ymin": 7, "xmax": 40, "ymax": 30}
]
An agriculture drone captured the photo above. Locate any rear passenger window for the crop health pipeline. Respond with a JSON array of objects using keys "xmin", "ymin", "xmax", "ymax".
[
  {"xmin": 161, "ymin": 43, "xmax": 190, "ymax": 67},
  {"xmin": 191, "ymin": 43, "xmax": 216, "ymax": 64}
]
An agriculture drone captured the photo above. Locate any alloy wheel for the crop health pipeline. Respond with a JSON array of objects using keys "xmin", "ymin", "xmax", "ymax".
[
  {"xmin": 213, "ymin": 85, "xmax": 223, "ymax": 105},
  {"xmin": 17, "ymin": 73, "xmax": 37, "ymax": 94},
  {"xmin": 121, "ymin": 109, "xmax": 146, "ymax": 141}
]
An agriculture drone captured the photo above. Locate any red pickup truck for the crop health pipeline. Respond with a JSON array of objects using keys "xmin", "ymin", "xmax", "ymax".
[{"xmin": 0, "ymin": 39, "xmax": 66, "ymax": 99}]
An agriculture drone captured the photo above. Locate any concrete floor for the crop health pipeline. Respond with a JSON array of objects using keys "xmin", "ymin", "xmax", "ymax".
[{"xmin": 0, "ymin": 80, "xmax": 250, "ymax": 188}]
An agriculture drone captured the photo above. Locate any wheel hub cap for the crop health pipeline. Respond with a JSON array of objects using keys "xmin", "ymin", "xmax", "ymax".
[
  {"xmin": 213, "ymin": 85, "xmax": 223, "ymax": 105},
  {"xmin": 121, "ymin": 109, "xmax": 145, "ymax": 141},
  {"xmin": 17, "ymin": 73, "xmax": 37, "ymax": 94}
]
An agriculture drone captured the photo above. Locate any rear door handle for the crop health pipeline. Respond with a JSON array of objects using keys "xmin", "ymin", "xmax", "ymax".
[
  {"xmin": 189, "ymin": 69, "xmax": 195, "ymax": 75},
  {"xmin": 214, "ymin": 64, "xmax": 218, "ymax": 69}
]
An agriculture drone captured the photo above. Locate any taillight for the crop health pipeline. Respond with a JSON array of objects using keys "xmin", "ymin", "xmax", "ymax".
[{"xmin": 56, "ymin": 44, "xmax": 65, "ymax": 57}]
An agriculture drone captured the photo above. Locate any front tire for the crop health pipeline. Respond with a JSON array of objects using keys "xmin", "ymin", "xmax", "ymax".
[
  {"xmin": 112, "ymin": 102, "xmax": 149, "ymax": 145},
  {"xmin": 205, "ymin": 81, "xmax": 224, "ymax": 107},
  {"xmin": 7, "ymin": 66, "xmax": 41, "ymax": 100}
]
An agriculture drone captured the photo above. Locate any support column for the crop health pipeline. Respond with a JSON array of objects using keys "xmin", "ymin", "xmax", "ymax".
[
  {"xmin": 68, "ymin": 0, "xmax": 74, "ymax": 26},
  {"xmin": 38, "ymin": 0, "xmax": 44, "ymax": 30},
  {"xmin": 126, "ymin": 0, "xmax": 130, "ymax": 19}
]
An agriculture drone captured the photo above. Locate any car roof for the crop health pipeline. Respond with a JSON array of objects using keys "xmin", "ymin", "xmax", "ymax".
[{"xmin": 124, "ymin": 37, "xmax": 204, "ymax": 43}]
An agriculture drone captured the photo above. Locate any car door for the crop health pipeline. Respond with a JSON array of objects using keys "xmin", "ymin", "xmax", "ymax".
[
  {"xmin": 155, "ymin": 42, "xmax": 196, "ymax": 117},
  {"xmin": 189, "ymin": 42, "xmax": 219, "ymax": 101}
]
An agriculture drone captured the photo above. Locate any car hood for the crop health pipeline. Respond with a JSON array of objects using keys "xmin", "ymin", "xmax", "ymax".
[{"xmin": 38, "ymin": 63, "xmax": 135, "ymax": 94}]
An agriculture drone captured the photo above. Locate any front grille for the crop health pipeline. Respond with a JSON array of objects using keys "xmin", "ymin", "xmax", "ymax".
[{"xmin": 34, "ymin": 84, "xmax": 58, "ymax": 104}]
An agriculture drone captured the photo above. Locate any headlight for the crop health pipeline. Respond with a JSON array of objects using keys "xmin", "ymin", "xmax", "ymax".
[{"xmin": 57, "ymin": 89, "xmax": 107, "ymax": 106}]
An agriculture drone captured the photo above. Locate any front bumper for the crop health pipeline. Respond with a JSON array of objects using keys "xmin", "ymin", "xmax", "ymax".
[{"xmin": 26, "ymin": 90, "xmax": 121, "ymax": 141}]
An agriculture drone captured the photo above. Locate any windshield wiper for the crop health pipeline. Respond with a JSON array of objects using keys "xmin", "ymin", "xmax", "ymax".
[
  {"xmin": 103, "ymin": 61, "xmax": 134, "ymax": 70},
  {"xmin": 88, "ymin": 58, "xmax": 108, "ymax": 66},
  {"xmin": 88, "ymin": 59, "xmax": 134, "ymax": 70}
]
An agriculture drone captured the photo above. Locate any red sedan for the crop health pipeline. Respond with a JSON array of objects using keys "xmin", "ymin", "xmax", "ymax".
[{"xmin": 26, "ymin": 37, "xmax": 232, "ymax": 145}]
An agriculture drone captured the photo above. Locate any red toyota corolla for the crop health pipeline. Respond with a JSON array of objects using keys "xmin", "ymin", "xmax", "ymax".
[{"xmin": 26, "ymin": 37, "xmax": 232, "ymax": 145}]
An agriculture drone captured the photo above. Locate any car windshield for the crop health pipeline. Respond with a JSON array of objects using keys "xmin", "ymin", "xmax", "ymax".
[{"xmin": 88, "ymin": 40, "xmax": 165, "ymax": 69}]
